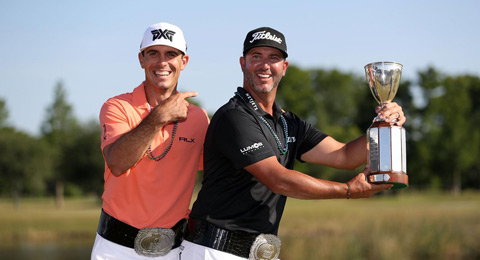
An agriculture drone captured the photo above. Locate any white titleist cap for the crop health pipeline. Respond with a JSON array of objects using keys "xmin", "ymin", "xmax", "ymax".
[{"xmin": 139, "ymin": 22, "xmax": 187, "ymax": 54}]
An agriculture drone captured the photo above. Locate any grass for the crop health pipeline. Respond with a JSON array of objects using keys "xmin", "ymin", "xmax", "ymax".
[
  {"xmin": 278, "ymin": 191, "xmax": 480, "ymax": 260},
  {"xmin": 0, "ymin": 197, "xmax": 100, "ymax": 247},
  {"xmin": 1, "ymin": 192, "xmax": 479, "ymax": 260}
]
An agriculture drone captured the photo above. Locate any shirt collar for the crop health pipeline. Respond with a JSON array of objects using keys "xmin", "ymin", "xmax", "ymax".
[
  {"xmin": 133, "ymin": 81, "xmax": 180, "ymax": 112},
  {"xmin": 235, "ymin": 87, "xmax": 283, "ymax": 119},
  {"xmin": 132, "ymin": 82, "xmax": 149, "ymax": 111}
]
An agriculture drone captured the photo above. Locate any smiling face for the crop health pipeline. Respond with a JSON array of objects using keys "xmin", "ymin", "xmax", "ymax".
[
  {"xmin": 138, "ymin": 45, "xmax": 188, "ymax": 93},
  {"xmin": 240, "ymin": 46, "xmax": 288, "ymax": 94}
]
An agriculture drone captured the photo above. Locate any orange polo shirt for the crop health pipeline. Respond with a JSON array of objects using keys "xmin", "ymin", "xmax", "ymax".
[{"xmin": 99, "ymin": 82, "xmax": 209, "ymax": 229}]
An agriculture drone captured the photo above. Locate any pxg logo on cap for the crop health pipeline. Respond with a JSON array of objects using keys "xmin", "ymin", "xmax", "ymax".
[
  {"xmin": 152, "ymin": 29, "xmax": 175, "ymax": 42},
  {"xmin": 243, "ymin": 27, "xmax": 288, "ymax": 58},
  {"xmin": 140, "ymin": 22, "xmax": 187, "ymax": 54}
]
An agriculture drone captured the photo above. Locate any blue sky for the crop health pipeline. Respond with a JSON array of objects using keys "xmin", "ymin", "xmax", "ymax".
[{"xmin": 1, "ymin": 0, "xmax": 479, "ymax": 135}]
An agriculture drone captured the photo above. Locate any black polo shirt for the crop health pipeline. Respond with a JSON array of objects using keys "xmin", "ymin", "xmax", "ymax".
[{"xmin": 190, "ymin": 87, "xmax": 327, "ymax": 235}]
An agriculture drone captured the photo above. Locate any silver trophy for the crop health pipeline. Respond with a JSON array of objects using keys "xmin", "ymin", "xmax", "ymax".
[{"xmin": 364, "ymin": 61, "xmax": 408, "ymax": 189}]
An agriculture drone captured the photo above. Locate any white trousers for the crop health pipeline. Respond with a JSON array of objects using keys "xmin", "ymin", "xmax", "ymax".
[
  {"xmin": 179, "ymin": 240, "xmax": 246, "ymax": 260},
  {"xmin": 91, "ymin": 233, "xmax": 180, "ymax": 260}
]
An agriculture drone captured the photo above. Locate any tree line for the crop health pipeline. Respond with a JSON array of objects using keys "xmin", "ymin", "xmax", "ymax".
[
  {"xmin": 0, "ymin": 82, "xmax": 104, "ymax": 207},
  {"xmin": 1, "ymin": 66, "xmax": 479, "ymax": 205}
]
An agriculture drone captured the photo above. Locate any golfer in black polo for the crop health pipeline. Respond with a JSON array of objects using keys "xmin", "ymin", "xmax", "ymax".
[{"xmin": 179, "ymin": 27, "xmax": 406, "ymax": 260}]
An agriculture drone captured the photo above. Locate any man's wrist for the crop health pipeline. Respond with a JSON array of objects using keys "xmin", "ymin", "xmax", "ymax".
[{"xmin": 346, "ymin": 183, "xmax": 351, "ymax": 199}]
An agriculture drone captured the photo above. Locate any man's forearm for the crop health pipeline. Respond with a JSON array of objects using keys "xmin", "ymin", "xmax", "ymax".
[
  {"xmin": 104, "ymin": 115, "xmax": 161, "ymax": 176},
  {"xmin": 343, "ymin": 134, "xmax": 368, "ymax": 169}
]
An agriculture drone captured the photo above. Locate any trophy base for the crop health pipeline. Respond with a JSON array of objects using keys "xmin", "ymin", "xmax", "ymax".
[{"xmin": 367, "ymin": 172, "xmax": 408, "ymax": 189}]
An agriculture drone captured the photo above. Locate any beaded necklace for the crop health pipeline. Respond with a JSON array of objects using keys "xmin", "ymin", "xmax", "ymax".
[
  {"xmin": 235, "ymin": 92, "xmax": 289, "ymax": 154},
  {"xmin": 145, "ymin": 103, "xmax": 178, "ymax": 161},
  {"xmin": 259, "ymin": 115, "xmax": 289, "ymax": 154}
]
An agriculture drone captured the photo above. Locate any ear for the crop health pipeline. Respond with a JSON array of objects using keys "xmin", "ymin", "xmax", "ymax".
[
  {"xmin": 239, "ymin": 56, "xmax": 245, "ymax": 73},
  {"xmin": 282, "ymin": 60, "xmax": 289, "ymax": 76},
  {"xmin": 138, "ymin": 52, "xmax": 145, "ymax": 69},
  {"xmin": 180, "ymin": 54, "xmax": 189, "ymax": 71}
]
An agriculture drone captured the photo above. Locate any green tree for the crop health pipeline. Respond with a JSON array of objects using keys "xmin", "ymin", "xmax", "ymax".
[
  {"xmin": 276, "ymin": 65, "xmax": 316, "ymax": 122},
  {"xmin": 401, "ymin": 68, "xmax": 480, "ymax": 192},
  {"xmin": 404, "ymin": 68, "xmax": 442, "ymax": 189},
  {"xmin": 0, "ymin": 98, "xmax": 9, "ymax": 128},
  {"xmin": 62, "ymin": 120, "xmax": 104, "ymax": 196},
  {"xmin": 40, "ymin": 81, "xmax": 78, "ymax": 207},
  {"xmin": 0, "ymin": 128, "xmax": 53, "ymax": 206}
]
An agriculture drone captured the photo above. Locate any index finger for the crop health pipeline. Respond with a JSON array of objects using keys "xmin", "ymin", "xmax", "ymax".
[{"xmin": 177, "ymin": 91, "xmax": 198, "ymax": 100}]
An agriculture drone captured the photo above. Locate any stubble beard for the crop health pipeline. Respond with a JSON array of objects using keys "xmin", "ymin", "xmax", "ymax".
[{"xmin": 245, "ymin": 70, "xmax": 282, "ymax": 94}]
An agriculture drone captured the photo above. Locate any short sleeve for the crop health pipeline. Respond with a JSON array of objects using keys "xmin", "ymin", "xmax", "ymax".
[
  {"xmin": 212, "ymin": 109, "xmax": 276, "ymax": 169},
  {"xmin": 295, "ymin": 118, "xmax": 328, "ymax": 162},
  {"xmin": 99, "ymin": 99, "xmax": 134, "ymax": 151}
]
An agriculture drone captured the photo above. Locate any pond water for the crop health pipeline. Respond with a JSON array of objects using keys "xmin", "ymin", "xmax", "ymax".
[{"xmin": 1, "ymin": 242, "xmax": 93, "ymax": 260}]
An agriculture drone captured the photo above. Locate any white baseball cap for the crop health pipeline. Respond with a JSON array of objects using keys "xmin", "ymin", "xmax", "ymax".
[{"xmin": 139, "ymin": 22, "xmax": 187, "ymax": 54}]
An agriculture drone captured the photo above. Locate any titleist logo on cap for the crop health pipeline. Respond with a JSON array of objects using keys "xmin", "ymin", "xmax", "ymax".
[
  {"xmin": 249, "ymin": 31, "xmax": 283, "ymax": 44},
  {"xmin": 243, "ymin": 27, "xmax": 287, "ymax": 58}
]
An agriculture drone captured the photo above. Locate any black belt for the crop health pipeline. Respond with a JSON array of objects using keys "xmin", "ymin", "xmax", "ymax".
[
  {"xmin": 97, "ymin": 209, "xmax": 186, "ymax": 249},
  {"xmin": 184, "ymin": 217, "xmax": 259, "ymax": 258}
]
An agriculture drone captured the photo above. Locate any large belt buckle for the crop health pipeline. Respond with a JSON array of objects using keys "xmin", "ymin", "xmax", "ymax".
[
  {"xmin": 134, "ymin": 227, "xmax": 175, "ymax": 257},
  {"xmin": 249, "ymin": 234, "xmax": 281, "ymax": 260}
]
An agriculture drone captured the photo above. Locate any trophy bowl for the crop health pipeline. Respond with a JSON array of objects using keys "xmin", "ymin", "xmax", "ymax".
[
  {"xmin": 364, "ymin": 61, "xmax": 408, "ymax": 189},
  {"xmin": 365, "ymin": 62, "xmax": 403, "ymax": 115}
]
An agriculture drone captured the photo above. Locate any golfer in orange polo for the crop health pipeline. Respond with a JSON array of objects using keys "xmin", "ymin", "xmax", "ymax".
[{"xmin": 91, "ymin": 22, "xmax": 209, "ymax": 260}]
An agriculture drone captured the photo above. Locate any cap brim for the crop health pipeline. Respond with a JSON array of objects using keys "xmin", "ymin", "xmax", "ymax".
[{"xmin": 243, "ymin": 45, "xmax": 288, "ymax": 58}]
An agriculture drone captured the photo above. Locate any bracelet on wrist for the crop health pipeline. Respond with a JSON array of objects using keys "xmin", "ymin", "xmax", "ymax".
[{"xmin": 346, "ymin": 183, "xmax": 351, "ymax": 199}]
